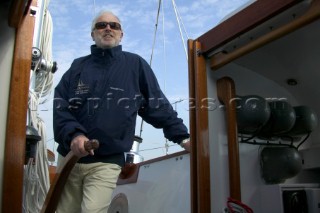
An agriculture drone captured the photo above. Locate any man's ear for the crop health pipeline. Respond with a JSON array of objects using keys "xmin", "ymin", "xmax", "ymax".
[
  {"xmin": 91, "ymin": 31, "xmax": 95, "ymax": 41},
  {"xmin": 120, "ymin": 31, "xmax": 124, "ymax": 41}
]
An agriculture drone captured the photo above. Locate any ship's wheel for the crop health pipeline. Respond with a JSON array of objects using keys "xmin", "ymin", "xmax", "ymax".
[{"xmin": 108, "ymin": 193, "xmax": 129, "ymax": 213}]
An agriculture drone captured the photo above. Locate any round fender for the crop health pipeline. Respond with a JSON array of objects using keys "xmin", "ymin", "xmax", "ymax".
[
  {"xmin": 259, "ymin": 100, "xmax": 296, "ymax": 136},
  {"xmin": 260, "ymin": 147, "xmax": 302, "ymax": 184},
  {"xmin": 287, "ymin": 105, "xmax": 318, "ymax": 136},
  {"xmin": 236, "ymin": 95, "xmax": 270, "ymax": 134}
]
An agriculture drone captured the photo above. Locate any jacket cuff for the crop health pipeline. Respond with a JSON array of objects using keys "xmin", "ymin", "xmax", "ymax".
[{"xmin": 71, "ymin": 132, "xmax": 86, "ymax": 141}]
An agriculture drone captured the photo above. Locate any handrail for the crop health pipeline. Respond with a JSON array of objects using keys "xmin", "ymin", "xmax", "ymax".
[
  {"xmin": 188, "ymin": 39, "xmax": 211, "ymax": 213},
  {"xmin": 217, "ymin": 77, "xmax": 241, "ymax": 200},
  {"xmin": 187, "ymin": 39, "xmax": 198, "ymax": 213},
  {"xmin": 211, "ymin": 0, "xmax": 320, "ymax": 70}
]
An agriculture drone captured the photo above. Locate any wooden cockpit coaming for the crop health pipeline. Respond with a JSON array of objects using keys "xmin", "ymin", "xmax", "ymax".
[
  {"xmin": 206, "ymin": 0, "xmax": 311, "ymax": 57},
  {"xmin": 197, "ymin": 0, "xmax": 320, "ymax": 211},
  {"xmin": 197, "ymin": 0, "xmax": 305, "ymax": 55}
]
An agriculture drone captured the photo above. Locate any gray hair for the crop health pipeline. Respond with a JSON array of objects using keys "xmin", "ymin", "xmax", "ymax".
[{"xmin": 91, "ymin": 10, "xmax": 121, "ymax": 31}]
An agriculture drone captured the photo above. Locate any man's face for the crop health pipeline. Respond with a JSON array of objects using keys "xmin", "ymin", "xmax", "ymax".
[{"xmin": 91, "ymin": 13, "xmax": 123, "ymax": 49}]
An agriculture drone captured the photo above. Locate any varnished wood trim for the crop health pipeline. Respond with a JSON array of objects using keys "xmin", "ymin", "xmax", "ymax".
[
  {"xmin": 8, "ymin": 0, "xmax": 33, "ymax": 28},
  {"xmin": 49, "ymin": 165, "xmax": 56, "ymax": 184},
  {"xmin": 187, "ymin": 39, "xmax": 198, "ymax": 213},
  {"xmin": 211, "ymin": 0, "xmax": 320, "ymax": 70},
  {"xmin": 41, "ymin": 140, "xmax": 99, "ymax": 213},
  {"xmin": 197, "ymin": 0, "xmax": 303, "ymax": 54},
  {"xmin": 217, "ymin": 77, "xmax": 241, "ymax": 200},
  {"xmin": 116, "ymin": 151, "xmax": 189, "ymax": 185},
  {"xmin": 1, "ymin": 1, "xmax": 36, "ymax": 212},
  {"xmin": 41, "ymin": 152, "xmax": 80, "ymax": 213},
  {"xmin": 117, "ymin": 163, "xmax": 139, "ymax": 185},
  {"xmin": 193, "ymin": 41, "xmax": 211, "ymax": 213}
]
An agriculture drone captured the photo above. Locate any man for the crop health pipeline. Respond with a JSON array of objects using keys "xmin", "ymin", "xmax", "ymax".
[{"xmin": 53, "ymin": 10, "xmax": 190, "ymax": 213}]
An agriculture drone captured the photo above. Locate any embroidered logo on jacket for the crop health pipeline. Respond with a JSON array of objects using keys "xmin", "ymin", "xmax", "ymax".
[{"xmin": 75, "ymin": 80, "xmax": 90, "ymax": 95}]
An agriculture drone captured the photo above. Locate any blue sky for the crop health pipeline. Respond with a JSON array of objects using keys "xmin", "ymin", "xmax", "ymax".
[{"xmin": 44, "ymin": 0, "xmax": 253, "ymax": 160}]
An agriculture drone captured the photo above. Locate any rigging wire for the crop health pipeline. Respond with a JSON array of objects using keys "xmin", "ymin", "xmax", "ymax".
[
  {"xmin": 160, "ymin": 0, "xmax": 170, "ymax": 154},
  {"xmin": 174, "ymin": 0, "xmax": 189, "ymax": 40},
  {"xmin": 140, "ymin": 143, "xmax": 179, "ymax": 152},
  {"xmin": 139, "ymin": 0, "xmax": 163, "ymax": 138},
  {"xmin": 149, "ymin": 0, "xmax": 162, "ymax": 66},
  {"xmin": 139, "ymin": 0, "xmax": 189, "ymax": 155},
  {"xmin": 93, "ymin": 0, "xmax": 96, "ymax": 16},
  {"xmin": 171, "ymin": 0, "xmax": 188, "ymax": 60},
  {"xmin": 161, "ymin": 0, "xmax": 167, "ymax": 95}
]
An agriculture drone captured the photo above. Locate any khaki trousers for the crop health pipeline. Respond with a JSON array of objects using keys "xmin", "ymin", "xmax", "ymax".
[{"xmin": 56, "ymin": 155, "xmax": 122, "ymax": 213}]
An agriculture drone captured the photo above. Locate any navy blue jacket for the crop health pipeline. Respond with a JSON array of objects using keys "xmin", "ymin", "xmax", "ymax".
[{"xmin": 53, "ymin": 45, "xmax": 189, "ymax": 165}]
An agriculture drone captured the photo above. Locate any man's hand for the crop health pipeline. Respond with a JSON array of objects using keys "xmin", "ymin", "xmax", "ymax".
[
  {"xmin": 70, "ymin": 135, "xmax": 95, "ymax": 157},
  {"xmin": 180, "ymin": 139, "xmax": 191, "ymax": 152}
]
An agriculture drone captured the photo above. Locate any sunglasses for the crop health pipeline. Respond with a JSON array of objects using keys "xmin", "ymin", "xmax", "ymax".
[{"xmin": 94, "ymin": 22, "xmax": 122, "ymax": 30}]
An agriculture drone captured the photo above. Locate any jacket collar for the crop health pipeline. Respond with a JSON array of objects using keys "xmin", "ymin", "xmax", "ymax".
[{"xmin": 91, "ymin": 45, "xmax": 122, "ymax": 58}]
